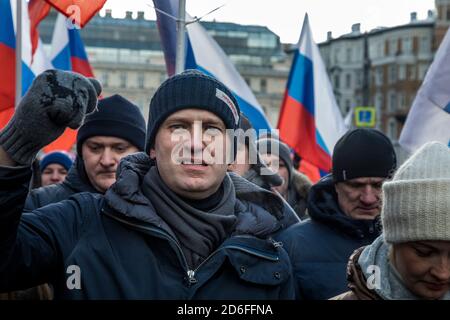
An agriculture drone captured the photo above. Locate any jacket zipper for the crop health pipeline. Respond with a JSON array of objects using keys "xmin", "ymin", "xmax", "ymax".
[
  {"xmin": 182, "ymin": 236, "xmax": 280, "ymax": 285},
  {"xmin": 102, "ymin": 209, "xmax": 280, "ymax": 286}
]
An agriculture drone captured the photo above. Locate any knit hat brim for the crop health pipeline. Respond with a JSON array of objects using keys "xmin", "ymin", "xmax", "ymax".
[{"xmin": 77, "ymin": 119, "xmax": 145, "ymax": 156}]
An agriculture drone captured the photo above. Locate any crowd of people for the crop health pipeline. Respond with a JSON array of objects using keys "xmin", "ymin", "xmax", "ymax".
[{"xmin": 0, "ymin": 69, "xmax": 448, "ymax": 300}]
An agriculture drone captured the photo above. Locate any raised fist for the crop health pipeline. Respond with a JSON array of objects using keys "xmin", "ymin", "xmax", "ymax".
[{"xmin": 0, "ymin": 70, "xmax": 102, "ymax": 165}]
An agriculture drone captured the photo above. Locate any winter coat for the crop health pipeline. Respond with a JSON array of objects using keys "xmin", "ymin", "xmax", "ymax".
[
  {"xmin": 25, "ymin": 156, "xmax": 97, "ymax": 211},
  {"xmin": 3, "ymin": 156, "xmax": 95, "ymax": 300},
  {"xmin": 287, "ymin": 170, "xmax": 312, "ymax": 220},
  {"xmin": 333, "ymin": 236, "xmax": 450, "ymax": 300},
  {"xmin": 331, "ymin": 247, "xmax": 381, "ymax": 300},
  {"xmin": 242, "ymin": 166, "xmax": 301, "ymax": 228},
  {"xmin": 277, "ymin": 175, "xmax": 380, "ymax": 300},
  {"xmin": 0, "ymin": 153, "xmax": 295, "ymax": 300}
]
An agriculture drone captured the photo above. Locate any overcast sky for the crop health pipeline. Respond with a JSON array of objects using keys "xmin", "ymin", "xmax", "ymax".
[{"xmin": 101, "ymin": 0, "xmax": 436, "ymax": 43}]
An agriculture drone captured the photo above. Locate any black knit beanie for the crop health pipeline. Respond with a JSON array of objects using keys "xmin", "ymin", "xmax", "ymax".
[
  {"xmin": 257, "ymin": 137, "xmax": 294, "ymax": 183},
  {"xmin": 77, "ymin": 94, "xmax": 146, "ymax": 157},
  {"xmin": 145, "ymin": 70, "xmax": 241, "ymax": 153},
  {"xmin": 332, "ymin": 128, "xmax": 397, "ymax": 182}
]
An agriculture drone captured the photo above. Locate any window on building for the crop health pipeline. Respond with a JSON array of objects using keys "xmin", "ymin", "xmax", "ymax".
[
  {"xmin": 389, "ymin": 65, "xmax": 397, "ymax": 84},
  {"xmin": 378, "ymin": 42, "xmax": 384, "ymax": 58},
  {"xmin": 345, "ymin": 99, "xmax": 351, "ymax": 112},
  {"xmin": 389, "ymin": 39, "xmax": 397, "ymax": 56},
  {"xmin": 376, "ymin": 68, "xmax": 384, "ymax": 86},
  {"xmin": 420, "ymin": 36, "xmax": 430, "ymax": 54},
  {"xmin": 120, "ymin": 72, "xmax": 127, "ymax": 88},
  {"xmin": 408, "ymin": 65, "xmax": 416, "ymax": 80},
  {"xmin": 260, "ymin": 79, "xmax": 267, "ymax": 93},
  {"xmin": 358, "ymin": 71, "xmax": 363, "ymax": 87},
  {"xmin": 402, "ymin": 37, "xmax": 412, "ymax": 54},
  {"xmin": 375, "ymin": 93, "xmax": 383, "ymax": 111},
  {"xmin": 389, "ymin": 92, "xmax": 397, "ymax": 112},
  {"xmin": 388, "ymin": 118, "xmax": 397, "ymax": 140},
  {"xmin": 418, "ymin": 64, "xmax": 429, "ymax": 80},
  {"xmin": 345, "ymin": 74, "xmax": 352, "ymax": 89},
  {"xmin": 398, "ymin": 65, "xmax": 406, "ymax": 80},
  {"xmin": 334, "ymin": 75, "xmax": 340, "ymax": 89},
  {"xmin": 138, "ymin": 73, "xmax": 145, "ymax": 89},
  {"xmin": 334, "ymin": 48, "xmax": 340, "ymax": 64},
  {"xmin": 399, "ymin": 92, "xmax": 406, "ymax": 110},
  {"xmin": 346, "ymin": 48, "xmax": 352, "ymax": 63}
]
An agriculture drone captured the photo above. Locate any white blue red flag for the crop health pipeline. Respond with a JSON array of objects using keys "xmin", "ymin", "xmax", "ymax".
[
  {"xmin": 399, "ymin": 26, "xmax": 450, "ymax": 153},
  {"xmin": 44, "ymin": 12, "xmax": 95, "ymax": 152},
  {"xmin": 153, "ymin": 0, "xmax": 272, "ymax": 132},
  {"xmin": 0, "ymin": 0, "xmax": 52, "ymax": 128},
  {"xmin": 277, "ymin": 14, "xmax": 346, "ymax": 180}
]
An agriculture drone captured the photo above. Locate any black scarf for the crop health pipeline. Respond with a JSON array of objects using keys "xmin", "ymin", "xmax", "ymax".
[{"xmin": 141, "ymin": 167, "xmax": 237, "ymax": 269}]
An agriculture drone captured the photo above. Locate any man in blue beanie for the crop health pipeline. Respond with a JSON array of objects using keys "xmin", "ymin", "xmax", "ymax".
[
  {"xmin": 39, "ymin": 151, "xmax": 73, "ymax": 187},
  {"xmin": 25, "ymin": 93, "xmax": 146, "ymax": 210},
  {"xmin": 0, "ymin": 69, "xmax": 295, "ymax": 299}
]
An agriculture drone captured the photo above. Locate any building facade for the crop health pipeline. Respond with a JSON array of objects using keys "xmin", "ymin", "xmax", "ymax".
[
  {"xmin": 37, "ymin": 0, "xmax": 450, "ymax": 141},
  {"xmin": 319, "ymin": 0, "xmax": 450, "ymax": 141}
]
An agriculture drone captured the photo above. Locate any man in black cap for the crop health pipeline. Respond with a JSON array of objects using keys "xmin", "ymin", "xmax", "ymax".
[
  {"xmin": 277, "ymin": 128, "xmax": 397, "ymax": 300},
  {"xmin": 25, "ymin": 94, "xmax": 146, "ymax": 210},
  {"xmin": 0, "ymin": 69, "xmax": 294, "ymax": 299}
]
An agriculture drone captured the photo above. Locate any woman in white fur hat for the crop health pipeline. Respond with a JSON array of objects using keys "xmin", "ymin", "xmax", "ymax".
[{"xmin": 333, "ymin": 141, "xmax": 450, "ymax": 300}]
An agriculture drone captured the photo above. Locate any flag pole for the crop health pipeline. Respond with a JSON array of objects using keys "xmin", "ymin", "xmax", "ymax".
[
  {"xmin": 15, "ymin": 0, "xmax": 22, "ymax": 107},
  {"xmin": 175, "ymin": 0, "xmax": 186, "ymax": 74}
]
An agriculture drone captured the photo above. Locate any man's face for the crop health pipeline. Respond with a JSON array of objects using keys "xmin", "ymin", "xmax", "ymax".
[
  {"xmin": 150, "ymin": 108, "xmax": 230, "ymax": 200},
  {"xmin": 259, "ymin": 153, "xmax": 289, "ymax": 198},
  {"xmin": 334, "ymin": 177, "xmax": 384, "ymax": 220},
  {"xmin": 41, "ymin": 163, "xmax": 68, "ymax": 186},
  {"xmin": 81, "ymin": 136, "xmax": 139, "ymax": 193},
  {"xmin": 393, "ymin": 241, "xmax": 450, "ymax": 300}
]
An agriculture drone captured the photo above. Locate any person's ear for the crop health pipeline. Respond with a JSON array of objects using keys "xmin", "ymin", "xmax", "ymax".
[{"xmin": 149, "ymin": 148, "xmax": 156, "ymax": 159}]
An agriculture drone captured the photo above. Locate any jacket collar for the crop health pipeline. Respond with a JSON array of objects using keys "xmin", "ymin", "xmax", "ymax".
[
  {"xmin": 63, "ymin": 156, "xmax": 98, "ymax": 194},
  {"xmin": 104, "ymin": 153, "xmax": 288, "ymax": 239},
  {"xmin": 307, "ymin": 174, "xmax": 381, "ymax": 239}
]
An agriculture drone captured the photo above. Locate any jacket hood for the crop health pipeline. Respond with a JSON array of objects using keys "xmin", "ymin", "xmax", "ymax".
[
  {"xmin": 289, "ymin": 170, "xmax": 312, "ymax": 200},
  {"xmin": 63, "ymin": 155, "xmax": 98, "ymax": 194},
  {"xmin": 104, "ymin": 152, "xmax": 296, "ymax": 238},
  {"xmin": 307, "ymin": 174, "xmax": 381, "ymax": 239}
]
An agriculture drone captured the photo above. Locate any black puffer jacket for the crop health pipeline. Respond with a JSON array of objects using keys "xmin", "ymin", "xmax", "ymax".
[
  {"xmin": 0, "ymin": 153, "xmax": 295, "ymax": 299},
  {"xmin": 25, "ymin": 156, "xmax": 97, "ymax": 211},
  {"xmin": 277, "ymin": 174, "xmax": 381, "ymax": 300}
]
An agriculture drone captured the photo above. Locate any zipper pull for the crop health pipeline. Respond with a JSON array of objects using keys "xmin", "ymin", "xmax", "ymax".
[
  {"xmin": 186, "ymin": 270, "xmax": 197, "ymax": 286},
  {"xmin": 269, "ymin": 238, "xmax": 283, "ymax": 249}
]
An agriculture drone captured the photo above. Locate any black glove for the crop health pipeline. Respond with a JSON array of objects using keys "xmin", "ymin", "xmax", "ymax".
[{"xmin": 0, "ymin": 70, "xmax": 101, "ymax": 165}]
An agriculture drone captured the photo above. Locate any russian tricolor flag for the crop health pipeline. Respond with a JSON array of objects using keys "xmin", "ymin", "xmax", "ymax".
[
  {"xmin": 278, "ymin": 14, "xmax": 346, "ymax": 181},
  {"xmin": 43, "ymin": 13, "xmax": 95, "ymax": 152},
  {"xmin": 0, "ymin": 0, "xmax": 52, "ymax": 128},
  {"xmin": 153, "ymin": 0, "xmax": 272, "ymax": 132},
  {"xmin": 0, "ymin": 0, "xmax": 96, "ymax": 152}
]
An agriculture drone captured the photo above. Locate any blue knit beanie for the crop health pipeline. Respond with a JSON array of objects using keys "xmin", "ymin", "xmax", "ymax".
[
  {"xmin": 145, "ymin": 70, "xmax": 241, "ymax": 153},
  {"xmin": 40, "ymin": 151, "xmax": 73, "ymax": 171},
  {"xmin": 77, "ymin": 94, "xmax": 146, "ymax": 157}
]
